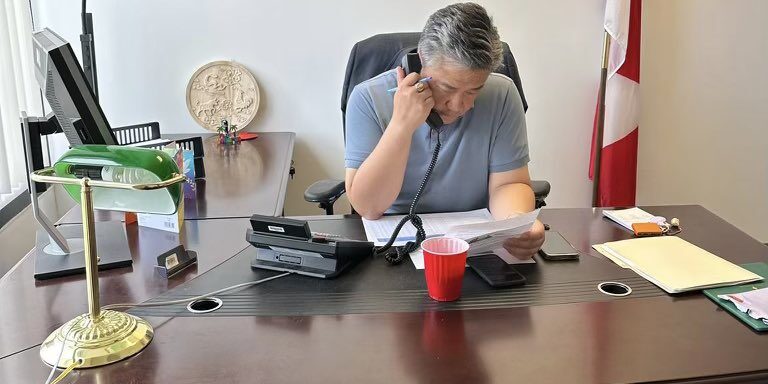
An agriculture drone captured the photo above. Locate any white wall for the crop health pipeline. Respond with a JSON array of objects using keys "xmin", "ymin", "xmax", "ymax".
[
  {"xmin": 32, "ymin": 0, "xmax": 605, "ymax": 215},
  {"xmin": 638, "ymin": 0, "xmax": 768, "ymax": 241},
  {"xmin": 32, "ymin": 1, "xmax": 767, "ymax": 241}
]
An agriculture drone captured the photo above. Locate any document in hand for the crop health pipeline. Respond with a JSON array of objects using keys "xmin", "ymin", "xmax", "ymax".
[
  {"xmin": 444, "ymin": 209, "xmax": 541, "ymax": 256},
  {"xmin": 361, "ymin": 209, "xmax": 540, "ymax": 269},
  {"xmin": 598, "ymin": 236, "xmax": 762, "ymax": 293},
  {"xmin": 363, "ymin": 209, "xmax": 494, "ymax": 246},
  {"xmin": 412, "ymin": 209, "xmax": 540, "ymax": 269}
]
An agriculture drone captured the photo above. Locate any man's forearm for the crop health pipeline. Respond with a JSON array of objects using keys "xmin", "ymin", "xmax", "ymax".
[
  {"xmin": 489, "ymin": 183, "xmax": 535, "ymax": 220},
  {"xmin": 348, "ymin": 124, "xmax": 413, "ymax": 219}
]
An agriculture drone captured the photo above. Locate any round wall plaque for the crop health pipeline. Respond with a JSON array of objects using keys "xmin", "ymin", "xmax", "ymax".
[{"xmin": 186, "ymin": 60, "xmax": 260, "ymax": 132}]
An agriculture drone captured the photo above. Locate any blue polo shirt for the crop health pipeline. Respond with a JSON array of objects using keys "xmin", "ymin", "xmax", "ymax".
[{"xmin": 344, "ymin": 69, "xmax": 529, "ymax": 214}]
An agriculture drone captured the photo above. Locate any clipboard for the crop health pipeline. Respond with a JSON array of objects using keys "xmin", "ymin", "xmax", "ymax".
[{"xmin": 703, "ymin": 262, "xmax": 768, "ymax": 332}]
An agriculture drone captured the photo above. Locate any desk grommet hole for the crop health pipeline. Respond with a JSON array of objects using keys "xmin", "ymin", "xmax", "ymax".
[
  {"xmin": 597, "ymin": 282, "xmax": 632, "ymax": 297},
  {"xmin": 187, "ymin": 297, "xmax": 223, "ymax": 314}
]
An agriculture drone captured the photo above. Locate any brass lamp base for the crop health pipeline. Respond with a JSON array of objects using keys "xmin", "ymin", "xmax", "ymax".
[{"xmin": 40, "ymin": 310, "xmax": 153, "ymax": 368}]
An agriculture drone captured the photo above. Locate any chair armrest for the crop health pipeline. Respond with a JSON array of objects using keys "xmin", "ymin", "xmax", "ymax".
[
  {"xmin": 531, "ymin": 180, "xmax": 550, "ymax": 199},
  {"xmin": 305, "ymin": 178, "xmax": 548, "ymax": 207},
  {"xmin": 531, "ymin": 180, "xmax": 550, "ymax": 209},
  {"xmin": 304, "ymin": 179, "xmax": 346, "ymax": 203}
]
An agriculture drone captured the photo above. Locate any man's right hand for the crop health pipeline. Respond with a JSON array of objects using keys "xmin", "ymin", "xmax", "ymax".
[
  {"xmin": 392, "ymin": 66, "xmax": 434, "ymax": 133},
  {"xmin": 345, "ymin": 67, "xmax": 434, "ymax": 219}
]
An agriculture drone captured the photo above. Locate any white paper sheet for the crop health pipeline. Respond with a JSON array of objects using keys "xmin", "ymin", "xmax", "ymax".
[
  {"xmin": 447, "ymin": 209, "xmax": 541, "ymax": 256},
  {"xmin": 409, "ymin": 247, "xmax": 536, "ymax": 269},
  {"xmin": 362, "ymin": 209, "xmax": 540, "ymax": 269},
  {"xmin": 602, "ymin": 207, "xmax": 656, "ymax": 231},
  {"xmin": 362, "ymin": 209, "xmax": 493, "ymax": 246},
  {"xmin": 719, "ymin": 287, "xmax": 768, "ymax": 324}
]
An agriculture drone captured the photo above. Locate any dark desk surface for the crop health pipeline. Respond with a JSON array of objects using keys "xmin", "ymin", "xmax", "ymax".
[
  {"xmin": 2, "ymin": 206, "xmax": 767, "ymax": 384},
  {"xmin": 0, "ymin": 218, "xmax": 252, "ymax": 358},
  {"xmin": 58, "ymin": 132, "xmax": 295, "ymax": 224}
]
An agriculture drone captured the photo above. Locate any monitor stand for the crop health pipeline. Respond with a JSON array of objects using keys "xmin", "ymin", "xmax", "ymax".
[
  {"xmin": 22, "ymin": 111, "xmax": 133, "ymax": 280},
  {"xmin": 34, "ymin": 221, "xmax": 132, "ymax": 280}
]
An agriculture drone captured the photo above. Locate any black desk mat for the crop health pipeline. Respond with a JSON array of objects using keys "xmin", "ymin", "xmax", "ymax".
[{"xmin": 130, "ymin": 228, "xmax": 664, "ymax": 318}]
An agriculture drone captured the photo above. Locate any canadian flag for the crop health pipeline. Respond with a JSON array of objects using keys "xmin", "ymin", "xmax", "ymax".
[{"xmin": 589, "ymin": 0, "xmax": 641, "ymax": 207}]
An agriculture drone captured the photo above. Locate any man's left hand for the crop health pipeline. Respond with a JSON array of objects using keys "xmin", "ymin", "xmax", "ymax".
[{"xmin": 502, "ymin": 219, "xmax": 545, "ymax": 260}]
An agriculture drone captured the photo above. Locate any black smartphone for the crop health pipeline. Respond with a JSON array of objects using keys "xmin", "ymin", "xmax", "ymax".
[
  {"xmin": 538, "ymin": 231, "xmax": 579, "ymax": 261},
  {"xmin": 402, "ymin": 53, "xmax": 443, "ymax": 130},
  {"xmin": 466, "ymin": 254, "xmax": 526, "ymax": 288}
]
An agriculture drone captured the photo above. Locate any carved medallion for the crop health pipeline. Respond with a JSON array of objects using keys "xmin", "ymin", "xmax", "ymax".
[{"xmin": 186, "ymin": 60, "xmax": 260, "ymax": 131}]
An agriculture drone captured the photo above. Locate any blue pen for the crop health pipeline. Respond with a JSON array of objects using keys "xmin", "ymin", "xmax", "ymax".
[{"xmin": 387, "ymin": 77, "xmax": 432, "ymax": 94}]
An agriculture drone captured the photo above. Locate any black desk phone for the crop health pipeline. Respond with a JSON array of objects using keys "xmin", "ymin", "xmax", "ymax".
[{"xmin": 247, "ymin": 215, "xmax": 373, "ymax": 278}]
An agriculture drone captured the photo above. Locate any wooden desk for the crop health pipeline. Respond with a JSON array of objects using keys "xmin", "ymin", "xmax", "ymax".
[
  {"xmin": 0, "ymin": 218, "xmax": 251, "ymax": 358},
  {"xmin": 2, "ymin": 206, "xmax": 767, "ymax": 383},
  {"xmin": 57, "ymin": 132, "xmax": 295, "ymax": 224}
]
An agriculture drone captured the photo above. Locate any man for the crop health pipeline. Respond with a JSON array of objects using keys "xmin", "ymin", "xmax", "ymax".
[{"xmin": 344, "ymin": 3, "xmax": 544, "ymax": 260}]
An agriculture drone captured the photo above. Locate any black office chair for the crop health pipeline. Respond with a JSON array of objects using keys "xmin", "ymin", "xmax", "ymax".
[{"xmin": 304, "ymin": 33, "xmax": 551, "ymax": 215}]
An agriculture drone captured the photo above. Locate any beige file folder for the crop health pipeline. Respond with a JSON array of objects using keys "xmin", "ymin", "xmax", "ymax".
[{"xmin": 600, "ymin": 236, "xmax": 762, "ymax": 293}]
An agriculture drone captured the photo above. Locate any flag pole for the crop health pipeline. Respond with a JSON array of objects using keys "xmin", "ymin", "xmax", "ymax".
[{"xmin": 592, "ymin": 30, "xmax": 611, "ymax": 207}]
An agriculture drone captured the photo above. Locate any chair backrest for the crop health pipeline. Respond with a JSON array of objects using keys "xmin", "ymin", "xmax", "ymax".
[{"xmin": 340, "ymin": 32, "xmax": 528, "ymax": 138}]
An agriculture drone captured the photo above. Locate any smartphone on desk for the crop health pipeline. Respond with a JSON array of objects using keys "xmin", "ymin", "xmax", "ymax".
[
  {"xmin": 538, "ymin": 231, "xmax": 579, "ymax": 261},
  {"xmin": 467, "ymin": 254, "xmax": 526, "ymax": 288}
]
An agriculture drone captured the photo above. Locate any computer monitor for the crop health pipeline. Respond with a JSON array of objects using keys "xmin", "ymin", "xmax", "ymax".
[
  {"xmin": 27, "ymin": 28, "xmax": 131, "ymax": 280},
  {"xmin": 31, "ymin": 27, "xmax": 117, "ymax": 146}
]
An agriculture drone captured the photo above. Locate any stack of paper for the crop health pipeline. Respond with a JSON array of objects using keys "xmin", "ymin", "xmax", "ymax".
[
  {"xmin": 445, "ymin": 210, "xmax": 541, "ymax": 255},
  {"xmin": 362, "ymin": 209, "xmax": 540, "ymax": 269},
  {"xmin": 362, "ymin": 209, "xmax": 493, "ymax": 246},
  {"xmin": 719, "ymin": 287, "xmax": 768, "ymax": 325},
  {"xmin": 594, "ymin": 236, "xmax": 762, "ymax": 293},
  {"xmin": 592, "ymin": 243, "xmax": 630, "ymax": 268},
  {"xmin": 602, "ymin": 207, "xmax": 656, "ymax": 231},
  {"xmin": 703, "ymin": 262, "xmax": 768, "ymax": 331}
]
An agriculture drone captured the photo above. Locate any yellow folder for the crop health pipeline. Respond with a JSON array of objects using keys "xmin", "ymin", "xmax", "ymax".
[{"xmin": 600, "ymin": 236, "xmax": 762, "ymax": 293}]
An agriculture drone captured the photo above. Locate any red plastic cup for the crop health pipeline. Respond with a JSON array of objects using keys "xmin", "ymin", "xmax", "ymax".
[{"xmin": 422, "ymin": 237, "xmax": 469, "ymax": 301}]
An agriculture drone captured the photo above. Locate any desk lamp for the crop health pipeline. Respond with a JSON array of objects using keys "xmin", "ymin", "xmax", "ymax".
[
  {"xmin": 32, "ymin": 145, "xmax": 185, "ymax": 368},
  {"xmin": 21, "ymin": 113, "xmax": 135, "ymax": 280}
]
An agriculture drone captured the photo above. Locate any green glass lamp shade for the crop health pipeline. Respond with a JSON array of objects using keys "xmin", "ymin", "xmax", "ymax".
[{"xmin": 54, "ymin": 145, "xmax": 182, "ymax": 214}]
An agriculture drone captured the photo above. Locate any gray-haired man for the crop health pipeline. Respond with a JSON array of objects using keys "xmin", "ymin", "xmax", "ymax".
[{"xmin": 344, "ymin": 3, "xmax": 544, "ymax": 260}]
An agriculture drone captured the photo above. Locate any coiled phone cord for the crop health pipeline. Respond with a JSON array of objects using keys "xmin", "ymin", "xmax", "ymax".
[{"xmin": 376, "ymin": 130, "xmax": 442, "ymax": 265}]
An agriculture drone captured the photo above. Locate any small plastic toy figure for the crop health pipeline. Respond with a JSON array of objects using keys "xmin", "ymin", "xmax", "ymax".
[{"xmin": 217, "ymin": 119, "xmax": 241, "ymax": 145}]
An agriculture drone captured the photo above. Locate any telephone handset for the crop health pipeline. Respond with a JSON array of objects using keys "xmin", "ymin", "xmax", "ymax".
[
  {"xmin": 375, "ymin": 53, "xmax": 444, "ymax": 265},
  {"xmin": 402, "ymin": 53, "xmax": 444, "ymax": 130}
]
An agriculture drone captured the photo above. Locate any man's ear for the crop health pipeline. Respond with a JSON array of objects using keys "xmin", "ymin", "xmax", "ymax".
[{"xmin": 417, "ymin": 52, "xmax": 428, "ymax": 72}]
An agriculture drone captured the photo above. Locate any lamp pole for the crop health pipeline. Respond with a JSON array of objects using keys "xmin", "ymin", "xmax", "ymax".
[
  {"xmin": 80, "ymin": 178, "xmax": 100, "ymax": 321},
  {"xmin": 592, "ymin": 30, "xmax": 611, "ymax": 207}
]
